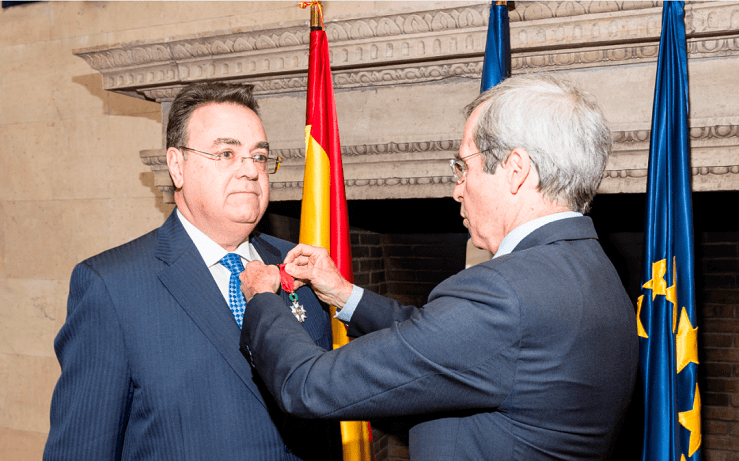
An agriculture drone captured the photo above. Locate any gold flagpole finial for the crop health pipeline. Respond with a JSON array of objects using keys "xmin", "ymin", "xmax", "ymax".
[
  {"xmin": 299, "ymin": 1, "xmax": 324, "ymax": 30},
  {"xmin": 494, "ymin": 1, "xmax": 508, "ymax": 6}
]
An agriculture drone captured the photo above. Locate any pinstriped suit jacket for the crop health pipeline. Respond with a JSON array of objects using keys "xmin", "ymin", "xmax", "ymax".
[
  {"xmin": 241, "ymin": 217, "xmax": 638, "ymax": 460},
  {"xmin": 44, "ymin": 210, "xmax": 338, "ymax": 461}
]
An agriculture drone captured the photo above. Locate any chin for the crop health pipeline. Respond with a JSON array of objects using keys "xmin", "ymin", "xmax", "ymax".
[
  {"xmin": 231, "ymin": 208, "xmax": 266, "ymax": 226},
  {"xmin": 469, "ymin": 235, "xmax": 491, "ymax": 253},
  {"xmin": 230, "ymin": 214, "xmax": 260, "ymax": 226}
]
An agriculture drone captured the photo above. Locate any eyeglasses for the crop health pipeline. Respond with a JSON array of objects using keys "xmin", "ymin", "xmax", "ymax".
[
  {"xmin": 449, "ymin": 150, "xmax": 489, "ymax": 184},
  {"xmin": 178, "ymin": 146, "xmax": 282, "ymax": 174}
]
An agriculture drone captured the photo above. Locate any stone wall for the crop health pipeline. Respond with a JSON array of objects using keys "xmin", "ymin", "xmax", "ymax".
[{"xmin": 1, "ymin": 2, "xmax": 168, "ymax": 458}]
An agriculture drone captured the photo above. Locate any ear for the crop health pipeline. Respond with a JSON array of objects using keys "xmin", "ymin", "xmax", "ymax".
[
  {"xmin": 504, "ymin": 148, "xmax": 534, "ymax": 195},
  {"xmin": 166, "ymin": 147, "xmax": 185, "ymax": 189}
]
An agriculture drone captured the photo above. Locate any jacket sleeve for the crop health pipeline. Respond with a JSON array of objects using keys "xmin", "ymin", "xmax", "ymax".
[
  {"xmin": 241, "ymin": 264, "xmax": 520, "ymax": 421},
  {"xmin": 346, "ymin": 289, "xmax": 421, "ymax": 337},
  {"xmin": 44, "ymin": 263, "xmax": 132, "ymax": 461}
]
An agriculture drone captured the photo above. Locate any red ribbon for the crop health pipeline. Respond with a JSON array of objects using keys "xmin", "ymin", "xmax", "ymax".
[{"xmin": 277, "ymin": 264, "xmax": 295, "ymax": 293}]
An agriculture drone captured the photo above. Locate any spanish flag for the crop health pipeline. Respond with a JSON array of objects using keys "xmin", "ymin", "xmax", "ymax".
[{"xmin": 298, "ymin": 2, "xmax": 372, "ymax": 460}]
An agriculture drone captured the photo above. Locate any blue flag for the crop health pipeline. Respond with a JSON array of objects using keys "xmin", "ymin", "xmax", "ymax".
[
  {"xmin": 480, "ymin": 1, "xmax": 510, "ymax": 91},
  {"xmin": 638, "ymin": 2, "xmax": 701, "ymax": 460}
]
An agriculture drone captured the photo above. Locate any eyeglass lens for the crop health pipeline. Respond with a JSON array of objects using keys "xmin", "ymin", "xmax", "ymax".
[
  {"xmin": 450, "ymin": 160, "xmax": 465, "ymax": 181},
  {"xmin": 216, "ymin": 155, "xmax": 278, "ymax": 173}
]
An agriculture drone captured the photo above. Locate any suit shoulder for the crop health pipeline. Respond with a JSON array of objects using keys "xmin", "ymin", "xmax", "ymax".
[{"xmin": 78, "ymin": 227, "xmax": 161, "ymax": 275}]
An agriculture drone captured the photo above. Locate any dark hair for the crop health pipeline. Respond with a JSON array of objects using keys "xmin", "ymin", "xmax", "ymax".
[{"xmin": 166, "ymin": 82, "xmax": 260, "ymax": 149}]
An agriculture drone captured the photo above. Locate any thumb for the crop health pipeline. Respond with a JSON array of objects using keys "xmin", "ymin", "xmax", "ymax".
[{"xmin": 284, "ymin": 262, "xmax": 308, "ymax": 279}]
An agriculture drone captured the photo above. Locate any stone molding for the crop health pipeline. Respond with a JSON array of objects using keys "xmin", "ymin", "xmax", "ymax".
[
  {"xmin": 271, "ymin": 139, "xmax": 462, "ymax": 160},
  {"xmin": 78, "ymin": 1, "xmax": 739, "ymax": 201},
  {"xmin": 142, "ymin": 124, "xmax": 739, "ymax": 203},
  {"xmin": 74, "ymin": 1, "xmax": 739, "ymax": 99}
]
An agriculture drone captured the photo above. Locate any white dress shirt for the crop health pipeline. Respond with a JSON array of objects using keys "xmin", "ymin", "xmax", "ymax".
[{"xmin": 176, "ymin": 209, "xmax": 263, "ymax": 304}]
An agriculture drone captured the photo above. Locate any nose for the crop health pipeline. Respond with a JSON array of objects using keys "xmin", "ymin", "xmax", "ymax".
[
  {"xmin": 235, "ymin": 156, "xmax": 260, "ymax": 180},
  {"xmin": 453, "ymin": 180, "xmax": 464, "ymax": 203}
]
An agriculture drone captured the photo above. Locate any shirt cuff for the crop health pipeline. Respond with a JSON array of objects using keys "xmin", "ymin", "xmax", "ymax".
[{"xmin": 334, "ymin": 285, "xmax": 364, "ymax": 323}]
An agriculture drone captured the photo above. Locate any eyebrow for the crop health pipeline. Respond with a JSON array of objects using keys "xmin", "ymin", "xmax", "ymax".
[
  {"xmin": 212, "ymin": 138, "xmax": 269, "ymax": 152},
  {"xmin": 212, "ymin": 138, "xmax": 240, "ymax": 147},
  {"xmin": 255, "ymin": 141, "xmax": 270, "ymax": 151}
]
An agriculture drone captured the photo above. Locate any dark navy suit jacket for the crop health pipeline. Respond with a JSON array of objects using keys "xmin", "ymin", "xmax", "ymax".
[
  {"xmin": 241, "ymin": 216, "xmax": 639, "ymax": 460},
  {"xmin": 44, "ymin": 210, "xmax": 338, "ymax": 461}
]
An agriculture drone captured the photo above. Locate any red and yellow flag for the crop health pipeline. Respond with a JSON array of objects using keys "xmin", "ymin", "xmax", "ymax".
[{"xmin": 298, "ymin": 2, "xmax": 372, "ymax": 460}]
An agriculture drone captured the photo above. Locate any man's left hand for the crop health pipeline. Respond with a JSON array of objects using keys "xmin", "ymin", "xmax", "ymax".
[{"xmin": 239, "ymin": 261, "xmax": 280, "ymax": 302}]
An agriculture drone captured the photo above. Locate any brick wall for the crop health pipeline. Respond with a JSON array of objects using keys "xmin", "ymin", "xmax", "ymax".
[
  {"xmin": 351, "ymin": 230, "xmax": 387, "ymax": 297},
  {"xmin": 380, "ymin": 233, "xmax": 467, "ymax": 306},
  {"xmin": 700, "ymin": 231, "xmax": 739, "ymax": 460}
]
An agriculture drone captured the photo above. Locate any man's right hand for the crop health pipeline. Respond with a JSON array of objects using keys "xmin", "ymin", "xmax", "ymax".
[{"xmin": 283, "ymin": 244, "xmax": 354, "ymax": 309}]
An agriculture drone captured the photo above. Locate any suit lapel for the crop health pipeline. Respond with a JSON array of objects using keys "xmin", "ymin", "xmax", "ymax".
[
  {"xmin": 155, "ymin": 211, "xmax": 267, "ymax": 408},
  {"xmin": 251, "ymin": 232, "xmax": 296, "ymax": 313},
  {"xmin": 251, "ymin": 233, "xmax": 332, "ymax": 348},
  {"xmin": 251, "ymin": 232, "xmax": 282, "ymax": 265}
]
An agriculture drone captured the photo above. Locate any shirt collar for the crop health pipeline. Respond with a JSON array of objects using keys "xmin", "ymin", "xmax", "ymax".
[
  {"xmin": 176, "ymin": 209, "xmax": 255, "ymax": 267},
  {"xmin": 493, "ymin": 211, "xmax": 583, "ymax": 259}
]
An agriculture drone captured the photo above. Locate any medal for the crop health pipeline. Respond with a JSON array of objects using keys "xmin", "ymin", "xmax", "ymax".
[{"xmin": 278, "ymin": 264, "xmax": 306, "ymax": 322}]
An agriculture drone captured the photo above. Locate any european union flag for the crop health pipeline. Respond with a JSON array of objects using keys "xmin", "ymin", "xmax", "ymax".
[
  {"xmin": 638, "ymin": 2, "xmax": 701, "ymax": 460},
  {"xmin": 480, "ymin": 1, "xmax": 510, "ymax": 91}
]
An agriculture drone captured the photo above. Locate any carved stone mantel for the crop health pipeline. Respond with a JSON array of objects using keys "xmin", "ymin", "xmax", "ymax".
[{"xmin": 76, "ymin": 1, "xmax": 739, "ymax": 203}]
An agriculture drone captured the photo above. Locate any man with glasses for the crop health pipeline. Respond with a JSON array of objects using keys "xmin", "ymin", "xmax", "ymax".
[
  {"xmin": 44, "ymin": 83, "xmax": 338, "ymax": 461},
  {"xmin": 238, "ymin": 74, "xmax": 638, "ymax": 460}
]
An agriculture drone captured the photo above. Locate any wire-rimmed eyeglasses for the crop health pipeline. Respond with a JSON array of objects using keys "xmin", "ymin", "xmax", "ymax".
[
  {"xmin": 449, "ymin": 150, "xmax": 489, "ymax": 184},
  {"xmin": 178, "ymin": 146, "xmax": 282, "ymax": 174}
]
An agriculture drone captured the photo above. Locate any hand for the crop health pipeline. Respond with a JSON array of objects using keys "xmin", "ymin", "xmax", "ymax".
[
  {"xmin": 283, "ymin": 244, "xmax": 354, "ymax": 308},
  {"xmin": 239, "ymin": 261, "xmax": 280, "ymax": 302}
]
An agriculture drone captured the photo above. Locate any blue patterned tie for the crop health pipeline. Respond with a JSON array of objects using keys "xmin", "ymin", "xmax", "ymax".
[{"xmin": 220, "ymin": 253, "xmax": 246, "ymax": 328}]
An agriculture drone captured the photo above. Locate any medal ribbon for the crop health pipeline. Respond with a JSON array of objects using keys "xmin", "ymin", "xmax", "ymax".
[
  {"xmin": 278, "ymin": 264, "xmax": 306, "ymax": 322},
  {"xmin": 278, "ymin": 264, "xmax": 295, "ymax": 292}
]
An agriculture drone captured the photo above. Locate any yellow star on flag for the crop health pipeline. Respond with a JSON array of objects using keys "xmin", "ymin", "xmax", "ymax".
[
  {"xmin": 636, "ymin": 295, "xmax": 648, "ymax": 338},
  {"xmin": 678, "ymin": 384, "xmax": 702, "ymax": 457},
  {"xmin": 642, "ymin": 259, "xmax": 667, "ymax": 299},
  {"xmin": 642, "ymin": 258, "xmax": 679, "ymax": 332},
  {"xmin": 676, "ymin": 307, "xmax": 699, "ymax": 373}
]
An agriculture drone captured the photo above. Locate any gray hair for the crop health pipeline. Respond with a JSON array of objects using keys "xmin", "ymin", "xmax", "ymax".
[{"xmin": 464, "ymin": 73, "xmax": 611, "ymax": 213}]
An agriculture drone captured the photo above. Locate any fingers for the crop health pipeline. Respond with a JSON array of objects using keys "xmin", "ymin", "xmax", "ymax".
[
  {"xmin": 284, "ymin": 243, "xmax": 329, "ymax": 265},
  {"xmin": 239, "ymin": 260, "xmax": 280, "ymax": 301},
  {"xmin": 283, "ymin": 261, "xmax": 310, "ymax": 280},
  {"xmin": 283, "ymin": 244, "xmax": 332, "ymax": 284}
]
